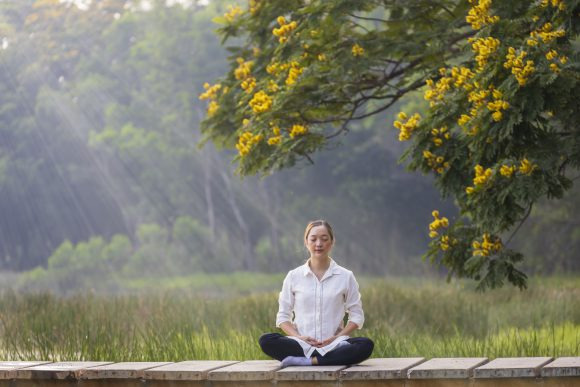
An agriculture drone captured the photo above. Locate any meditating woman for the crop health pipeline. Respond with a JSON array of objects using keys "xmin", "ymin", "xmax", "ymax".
[{"xmin": 259, "ymin": 220, "xmax": 374, "ymax": 367}]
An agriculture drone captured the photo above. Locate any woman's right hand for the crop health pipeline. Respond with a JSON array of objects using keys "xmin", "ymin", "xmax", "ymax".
[{"xmin": 297, "ymin": 336, "xmax": 321, "ymax": 346}]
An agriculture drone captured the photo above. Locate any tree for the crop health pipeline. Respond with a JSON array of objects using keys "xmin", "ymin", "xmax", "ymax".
[{"xmin": 199, "ymin": 0, "xmax": 580, "ymax": 289}]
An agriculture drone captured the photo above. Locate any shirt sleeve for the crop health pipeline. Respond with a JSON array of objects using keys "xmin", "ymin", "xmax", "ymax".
[
  {"xmin": 345, "ymin": 271, "xmax": 364, "ymax": 329},
  {"xmin": 275, "ymin": 271, "xmax": 294, "ymax": 327}
]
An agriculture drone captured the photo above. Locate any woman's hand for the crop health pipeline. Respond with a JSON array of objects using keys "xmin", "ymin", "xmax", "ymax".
[
  {"xmin": 298, "ymin": 336, "xmax": 322, "ymax": 346},
  {"xmin": 316, "ymin": 335, "xmax": 338, "ymax": 347}
]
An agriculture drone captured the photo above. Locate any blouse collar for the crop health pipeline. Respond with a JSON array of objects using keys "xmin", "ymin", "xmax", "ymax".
[{"xmin": 302, "ymin": 258, "xmax": 341, "ymax": 279}]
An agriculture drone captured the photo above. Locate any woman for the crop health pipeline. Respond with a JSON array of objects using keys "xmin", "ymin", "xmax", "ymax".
[{"xmin": 259, "ymin": 220, "xmax": 374, "ymax": 367}]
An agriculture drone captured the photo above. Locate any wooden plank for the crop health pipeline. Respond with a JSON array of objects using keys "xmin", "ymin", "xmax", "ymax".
[
  {"xmin": 474, "ymin": 357, "xmax": 553, "ymax": 378},
  {"xmin": 408, "ymin": 357, "xmax": 488, "ymax": 379},
  {"xmin": 0, "ymin": 362, "xmax": 52, "ymax": 379},
  {"xmin": 14, "ymin": 362, "xmax": 112, "ymax": 380},
  {"xmin": 208, "ymin": 360, "xmax": 280, "ymax": 381},
  {"xmin": 80, "ymin": 362, "xmax": 173, "ymax": 379},
  {"xmin": 542, "ymin": 357, "xmax": 580, "ymax": 377},
  {"xmin": 341, "ymin": 357, "xmax": 426, "ymax": 380},
  {"xmin": 276, "ymin": 365, "xmax": 346, "ymax": 381},
  {"xmin": 143, "ymin": 360, "xmax": 239, "ymax": 380}
]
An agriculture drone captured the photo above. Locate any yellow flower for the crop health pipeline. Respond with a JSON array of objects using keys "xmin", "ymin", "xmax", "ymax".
[
  {"xmin": 236, "ymin": 131, "xmax": 263, "ymax": 157},
  {"xmin": 472, "ymin": 233, "xmax": 502, "ymax": 256},
  {"xmin": 466, "ymin": 0, "xmax": 500, "ymax": 30},
  {"xmin": 458, "ymin": 114, "xmax": 471, "ymax": 126},
  {"xmin": 466, "ymin": 186, "xmax": 475, "ymax": 195},
  {"xmin": 249, "ymin": 91, "xmax": 273, "ymax": 113},
  {"xmin": 473, "ymin": 164, "xmax": 492, "ymax": 187},
  {"xmin": 550, "ymin": 63, "xmax": 560, "ymax": 73},
  {"xmin": 234, "ymin": 58, "xmax": 254, "ymax": 81},
  {"xmin": 224, "ymin": 5, "xmax": 243, "ymax": 22},
  {"xmin": 500, "ymin": 165, "xmax": 516, "ymax": 177},
  {"xmin": 546, "ymin": 50, "xmax": 558, "ymax": 60},
  {"xmin": 504, "ymin": 48, "xmax": 535, "ymax": 86},
  {"xmin": 199, "ymin": 82, "xmax": 221, "ymax": 100},
  {"xmin": 273, "ymin": 16, "xmax": 297, "ymax": 44},
  {"xmin": 241, "ymin": 77, "xmax": 256, "ymax": 93},
  {"xmin": 394, "ymin": 113, "xmax": 421, "ymax": 141},
  {"xmin": 207, "ymin": 101, "xmax": 219, "ymax": 116},
  {"xmin": 285, "ymin": 62, "xmax": 303, "ymax": 86},
  {"xmin": 267, "ymin": 136, "xmax": 282, "ymax": 145},
  {"xmin": 519, "ymin": 158, "xmax": 537, "ymax": 175},
  {"xmin": 351, "ymin": 44, "xmax": 364, "ymax": 57},
  {"xmin": 471, "ymin": 37, "xmax": 500, "ymax": 70},
  {"xmin": 428, "ymin": 211, "xmax": 449, "ymax": 237},
  {"xmin": 289, "ymin": 124, "xmax": 308, "ymax": 138}
]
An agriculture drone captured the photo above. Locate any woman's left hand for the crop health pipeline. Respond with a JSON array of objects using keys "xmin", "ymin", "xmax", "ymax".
[{"xmin": 315, "ymin": 335, "xmax": 338, "ymax": 347}]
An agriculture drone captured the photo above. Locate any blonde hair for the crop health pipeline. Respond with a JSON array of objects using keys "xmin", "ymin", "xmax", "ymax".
[{"xmin": 304, "ymin": 220, "xmax": 335, "ymax": 243}]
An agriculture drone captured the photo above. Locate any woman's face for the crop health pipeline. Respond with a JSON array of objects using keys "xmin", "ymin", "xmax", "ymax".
[{"xmin": 305, "ymin": 225, "xmax": 333, "ymax": 259}]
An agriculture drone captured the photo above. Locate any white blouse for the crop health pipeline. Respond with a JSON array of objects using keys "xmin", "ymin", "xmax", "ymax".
[{"xmin": 275, "ymin": 258, "xmax": 365, "ymax": 357}]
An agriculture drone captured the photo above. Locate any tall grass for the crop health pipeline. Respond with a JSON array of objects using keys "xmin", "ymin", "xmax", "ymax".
[{"xmin": 0, "ymin": 275, "xmax": 578, "ymax": 361}]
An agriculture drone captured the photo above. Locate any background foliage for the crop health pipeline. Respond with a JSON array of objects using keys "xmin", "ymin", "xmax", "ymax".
[{"xmin": 0, "ymin": 0, "xmax": 577, "ymax": 292}]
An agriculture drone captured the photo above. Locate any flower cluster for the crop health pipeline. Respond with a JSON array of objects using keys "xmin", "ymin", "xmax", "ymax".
[
  {"xmin": 234, "ymin": 57, "xmax": 253, "ymax": 80},
  {"xmin": 207, "ymin": 101, "xmax": 219, "ymax": 116},
  {"xmin": 289, "ymin": 124, "xmax": 308, "ymax": 138},
  {"xmin": 268, "ymin": 80, "xmax": 279, "ymax": 92},
  {"xmin": 439, "ymin": 235, "xmax": 457, "ymax": 251},
  {"xmin": 486, "ymin": 89, "xmax": 509, "ymax": 121},
  {"xmin": 423, "ymin": 150, "xmax": 450, "ymax": 174},
  {"xmin": 272, "ymin": 16, "xmax": 297, "ymax": 44},
  {"xmin": 351, "ymin": 44, "xmax": 364, "ymax": 57},
  {"xmin": 540, "ymin": 0, "xmax": 566, "ymax": 10},
  {"xmin": 470, "ymin": 37, "xmax": 500, "ymax": 70},
  {"xmin": 267, "ymin": 126, "xmax": 282, "ymax": 145},
  {"xmin": 429, "ymin": 210, "xmax": 449, "ymax": 238},
  {"xmin": 394, "ymin": 112, "xmax": 421, "ymax": 141},
  {"xmin": 249, "ymin": 90, "xmax": 272, "ymax": 114},
  {"xmin": 266, "ymin": 61, "xmax": 284, "ymax": 76},
  {"xmin": 504, "ymin": 48, "xmax": 535, "ymax": 86},
  {"xmin": 199, "ymin": 82, "xmax": 221, "ymax": 100},
  {"xmin": 472, "ymin": 233, "xmax": 502, "ymax": 256},
  {"xmin": 545, "ymin": 49, "xmax": 568, "ymax": 74},
  {"xmin": 499, "ymin": 164, "xmax": 516, "ymax": 177},
  {"xmin": 519, "ymin": 158, "xmax": 537, "ymax": 175},
  {"xmin": 466, "ymin": 0, "xmax": 499, "ymax": 30},
  {"xmin": 431, "ymin": 126, "xmax": 450, "ymax": 147},
  {"xmin": 241, "ymin": 77, "xmax": 256, "ymax": 93},
  {"xmin": 285, "ymin": 62, "xmax": 303, "ymax": 86},
  {"xmin": 450, "ymin": 66, "xmax": 475, "ymax": 89},
  {"xmin": 466, "ymin": 164, "xmax": 492, "ymax": 194},
  {"xmin": 199, "ymin": 83, "xmax": 222, "ymax": 116},
  {"xmin": 249, "ymin": 0, "xmax": 262, "ymax": 15},
  {"xmin": 424, "ymin": 71, "xmax": 453, "ymax": 106},
  {"xmin": 236, "ymin": 131, "xmax": 263, "ymax": 157},
  {"xmin": 224, "ymin": 5, "xmax": 243, "ymax": 22},
  {"xmin": 529, "ymin": 23, "xmax": 566, "ymax": 45}
]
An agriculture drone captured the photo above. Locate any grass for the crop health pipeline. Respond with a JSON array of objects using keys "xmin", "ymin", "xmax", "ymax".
[{"xmin": 0, "ymin": 274, "xmax": 578, "ymax": 361}]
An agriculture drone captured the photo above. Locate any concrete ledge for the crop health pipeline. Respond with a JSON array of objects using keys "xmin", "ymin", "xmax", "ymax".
[
  {"xmin": 0, "ymin": 357, "xmax": 578, "ymax": 386},
  {"xmin": 407, "ymin": 358, "xmax": 488, "ymax": 379},
  {"xmin": 473, "ymin": 357, "xmax": 553, "ymax": 378},
  {"xmin": 542, "ymin": 357, "xmax": 580, "ymax": 378}
]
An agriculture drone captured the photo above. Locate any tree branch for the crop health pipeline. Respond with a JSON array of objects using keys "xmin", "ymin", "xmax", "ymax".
[{"xmin": 505, "ymin": 203, "xmax": 534, "ymax": 246}]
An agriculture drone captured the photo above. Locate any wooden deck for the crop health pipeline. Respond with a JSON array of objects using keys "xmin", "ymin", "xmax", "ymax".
[{"xmin": 0, "ymin": 357, "xmax": 578, "ymax": 386}]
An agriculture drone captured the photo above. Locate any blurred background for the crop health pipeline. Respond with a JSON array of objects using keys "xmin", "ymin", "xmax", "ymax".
[{"xmin": 0, "ymin": 0, "xmax": 578, "ymax": 295}]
